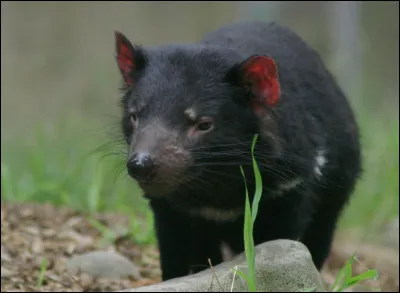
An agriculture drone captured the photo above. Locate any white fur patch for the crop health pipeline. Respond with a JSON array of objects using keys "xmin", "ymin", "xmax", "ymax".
[
  {"xmin": 220, "ymin": 242, "xmax": 235, "ymax": 261},
  {"xmin": 275, "ymin": 178, "xmax": 303, "ymax": 196},
  {"xmin": 278, "ymin": 178, "xmax": 303, "ymax": 191},
  {"xmin": 191, "ymin": 207, "xmax": 243, "ymax": 223},
  {"xmin": 184, "ymin": 108, "xmax": 197, "ymax": 121},
  {"xmin": 314, "ymin": 148, "xmax": 327, "ymax": 178}
]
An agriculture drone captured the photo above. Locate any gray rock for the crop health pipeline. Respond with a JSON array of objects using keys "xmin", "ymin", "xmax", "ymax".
[
  {"xmin": 66, "ymin": 250, "xmax": 142, "ymax": 280},
  {"xmin": 119, "ymin": 239, "xmax": 327, "ymax": 292}
]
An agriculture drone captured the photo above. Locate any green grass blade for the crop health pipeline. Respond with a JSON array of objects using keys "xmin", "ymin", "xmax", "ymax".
[
  {"xmin": 250, "ymin": 134, "xmax": 263, "ymax": 225},
  {"xmin": 232, "ymin": 267, "xmax": 252, "ymax": 286},
  {"xmin": 349, "ymin": 269, "xmax": 379, "ymax": 283},
  {"xmin": 331, "ymin": 255, "xmax": 355, "ymax": 291},
  {"xmin": 36, "ymin": 258, "xmax": 48, "ymax": 287},
  {"xmin": 240, "ymin": 166, "xmax": 257, "ymax": 292},
  {"xmin": 337, "ymin": 268, "xmax": 380, "ymax": 292}
]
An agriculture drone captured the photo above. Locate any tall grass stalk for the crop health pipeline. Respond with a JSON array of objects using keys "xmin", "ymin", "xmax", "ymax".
[{"xmin": 238, "ymin": 133, "xmax": 263, "ymax": 292}]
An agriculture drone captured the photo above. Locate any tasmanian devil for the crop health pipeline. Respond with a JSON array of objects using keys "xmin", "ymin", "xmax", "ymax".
[{"xmin": 113, "ymin": 21, "xmax": 362, "ymax": 281}]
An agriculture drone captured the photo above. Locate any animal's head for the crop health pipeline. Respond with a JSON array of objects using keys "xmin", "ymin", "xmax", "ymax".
[{"xmin": 114, "ymin": 31, "xmax": 281, "ymax": 197}]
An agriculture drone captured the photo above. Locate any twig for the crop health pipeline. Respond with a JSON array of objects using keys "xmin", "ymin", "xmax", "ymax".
[
  {"xmin": 230, "ymin": 265, "xmax": 238, "ymax": 292},
  {"xmin": 208, "ymin": 258, "xmax": 225, "ymax": 292}
]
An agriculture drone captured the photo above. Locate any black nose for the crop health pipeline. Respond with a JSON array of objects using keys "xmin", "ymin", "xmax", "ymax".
[{"xmin": 126, "ymin": 153, "xmax": 155, "ymax": 181}]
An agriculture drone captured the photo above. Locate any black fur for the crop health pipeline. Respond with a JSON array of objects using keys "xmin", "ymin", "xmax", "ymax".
[{"xmin": 116, "ymin": 21, "xmax": 362, "ymax": 281}]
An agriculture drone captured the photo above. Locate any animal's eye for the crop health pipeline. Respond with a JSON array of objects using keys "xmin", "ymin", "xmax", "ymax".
[
  {"xmin": 197, "ymin": 121, "xmax": 212, "ymax": 131},
  {"xmin": 196, "ymin": 119, "xmax": 213, "ymax": 132},
  {"xmin": 130, "ymin": 113, "xmax": 138, "ymax": 124}
]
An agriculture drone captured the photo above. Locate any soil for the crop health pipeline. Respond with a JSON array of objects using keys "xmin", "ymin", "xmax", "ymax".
[
  {"xmin": 1, "ymin": 201, "xmax": 398, "ymax": 292},
  {"xmin": 1, "ymin": 201, "xmax": 161, "ymax": 292}
]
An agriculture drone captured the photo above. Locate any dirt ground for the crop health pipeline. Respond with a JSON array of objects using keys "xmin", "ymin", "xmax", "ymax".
[{"xmin": 1, "ymin": 201, "xmax": 398, "ymax": 292}]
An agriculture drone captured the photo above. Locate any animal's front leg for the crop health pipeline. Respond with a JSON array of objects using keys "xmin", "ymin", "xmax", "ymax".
[
  {"xmin": 149, "ymin": 198, "xmax": 193, "ymax": 281},
  {"xmin": 187, "ymin": 217, "xmax": 223, "ymax": 275}
]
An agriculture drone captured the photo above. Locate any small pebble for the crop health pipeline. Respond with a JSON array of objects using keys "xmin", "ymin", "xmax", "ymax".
[{"xmin": 66, "ymin": 250, "xmax": 142, "ymax": 280}]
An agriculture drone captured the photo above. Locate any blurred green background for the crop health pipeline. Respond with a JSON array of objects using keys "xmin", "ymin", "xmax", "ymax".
[{"xmin": 1, "ymin": 1, "xmax": 398, "ymax": 242}]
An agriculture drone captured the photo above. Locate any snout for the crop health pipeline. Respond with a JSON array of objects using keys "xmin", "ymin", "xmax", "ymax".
[{"xmin": 126, "ymin": 152, "xmax": 156, "ymax": 181}]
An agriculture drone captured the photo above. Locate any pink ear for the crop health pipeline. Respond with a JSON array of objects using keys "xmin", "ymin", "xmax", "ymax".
[
  {"xmin": 115, "ymin": 31, "xmax": 135, "ymax": 86},
  {"xmin": 240, "ymin": 55, "xmax": 280, "ymax": 111}
]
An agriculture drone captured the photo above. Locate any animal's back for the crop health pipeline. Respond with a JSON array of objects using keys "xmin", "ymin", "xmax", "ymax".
[
  {"xmin": 200, "ymin": 21, "xmax": 310, "ymax": 57},
  {"xmin": 199, "ymin": 20, "xmax": 325, "ymax": 76}
]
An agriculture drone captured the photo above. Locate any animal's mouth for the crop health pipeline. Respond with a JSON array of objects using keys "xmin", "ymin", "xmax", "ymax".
[
  {"xmin": 131, "ymin": 170, "xmax": 157, "ymax": 184},
  {"xmin": 126, "ymin": 159, "xmax": 188, "ymax": 197},
  {"xmin": 136, "ymin": 180, "xmax": 178, "ymax": 198},
  {"xmin": 133, "ymin": 169, "xmax": 191, "ymax": 198},
  {"xmin": 135, "ymin": 165, "xmax": 209, "ymax": 199}
]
